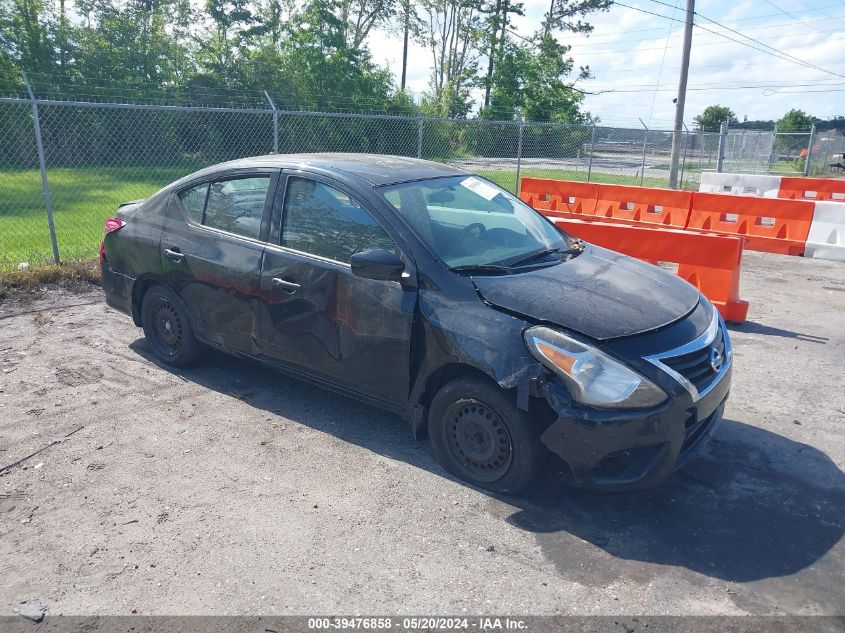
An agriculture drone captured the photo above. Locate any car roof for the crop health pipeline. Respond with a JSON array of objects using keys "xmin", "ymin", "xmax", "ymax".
[{"xmin": 178, "ymin": 153, "xmax": 470, "ymax": 188}]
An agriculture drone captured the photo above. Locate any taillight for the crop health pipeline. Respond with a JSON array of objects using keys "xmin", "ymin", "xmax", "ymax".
[
  {"xmin": 104, "ymin": 217, "xmax": 126, "ymax": 234},
  {"xmin": 100, "ymin": 217, "xmax": 126, "ymax": 265}
]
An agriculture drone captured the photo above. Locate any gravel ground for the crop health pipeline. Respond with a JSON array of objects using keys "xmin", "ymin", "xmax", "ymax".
[{"xmin": 1, "ymin": 251, "xmax": 844, "ymax": 616}]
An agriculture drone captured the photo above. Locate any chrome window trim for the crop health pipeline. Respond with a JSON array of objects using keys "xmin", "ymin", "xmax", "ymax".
[
  {"xmin": 644, "ymin": 307, "xmax": 732, "ymax": 402},
  {"xmin": 184, "ymin": 219, "xmax": 268, "ymax": 247},
  {"xmin": 263, "ymin": 242, "xmax": 353, "ymax": 269},
  {"xmin": 174, "ymin": 173, "xmax": 275, "ymax": 243}
]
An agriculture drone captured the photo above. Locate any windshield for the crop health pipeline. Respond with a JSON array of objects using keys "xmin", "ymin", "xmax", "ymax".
[{"xmin": 378, "ymin": 175, "xmax": 571, "ymax": 269}]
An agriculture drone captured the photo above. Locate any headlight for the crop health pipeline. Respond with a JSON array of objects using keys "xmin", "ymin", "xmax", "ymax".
[{"xmin": 524, "ymin": 326, "xmax": 667, "ymax": 409}]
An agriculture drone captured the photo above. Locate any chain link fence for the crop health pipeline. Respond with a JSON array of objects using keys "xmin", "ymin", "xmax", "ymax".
[
  {"xmin": 807, "ymin": 130, "xmax": 845, "ymax": 177},
  {"xmin": 0, "ymin": 91, "xmax": 835, "ymax": 270}
]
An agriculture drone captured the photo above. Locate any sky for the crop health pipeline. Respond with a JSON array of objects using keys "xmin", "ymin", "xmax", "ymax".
[{"xmin": 368, "ymin": 0, "xmax": 845, "ymax": 129}]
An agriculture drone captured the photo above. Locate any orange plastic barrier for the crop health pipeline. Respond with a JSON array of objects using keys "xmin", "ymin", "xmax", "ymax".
[
  {"xmin": 519, "ymin": 179, "xmax": 693, "ymax": 228},
  {"xmin": 688, "ymin": 192, "xmax": 815, "ymax": 256},
  {"xmin": 553, "ymin": 218, "xmax": 749, "ymax": 323},
  {"xmin": 519, "ymin": 178, "xmax": 598, "ymax": 217},
  {"xmin": 778, "ymin": 177, "xmax": 845, "ymax": 202},
  {"xmin": 593, "ymin": 183, "xmax": 693, "ymax": 228}
]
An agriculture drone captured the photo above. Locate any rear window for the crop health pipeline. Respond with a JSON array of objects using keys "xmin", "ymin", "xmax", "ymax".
[
  {"xmin": 177, "ymin": 184, "xmax": 207, "ymax": 223},
  {"xmin": 176, "ymin": 176, "xmax": 271, "ymax": 240},
  {"xmin": 204, "ymin": 177, "xmax": 271, "ymax": 239}
]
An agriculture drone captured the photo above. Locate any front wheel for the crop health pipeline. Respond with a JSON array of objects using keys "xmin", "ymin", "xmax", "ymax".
[
  {"xmin": 140, "ymin": 284, "xmax": 203, "ymax": 367},
  {"xmin": 428, "ymin": 377, "xmax": 541, "ymax": 494}
]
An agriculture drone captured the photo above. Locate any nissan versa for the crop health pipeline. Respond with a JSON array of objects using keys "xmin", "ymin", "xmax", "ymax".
[{"xmin": 101, "ymin": 153, "xmax": 732, "ymax": 493}]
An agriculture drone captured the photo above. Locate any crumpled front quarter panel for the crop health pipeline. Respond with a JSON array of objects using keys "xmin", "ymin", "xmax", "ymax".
[{"xmin": 413, "ymin": 274, "xmax": 547, "ymax": 407}]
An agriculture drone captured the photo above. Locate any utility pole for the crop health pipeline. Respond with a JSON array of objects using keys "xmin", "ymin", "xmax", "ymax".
[
  {"xmin": 401, "ymin": 0, "xmax": 410, "ymax": 90},
  {"xmin": 669, "ymin": 0, "xmax": 695, "ymax": 189}
]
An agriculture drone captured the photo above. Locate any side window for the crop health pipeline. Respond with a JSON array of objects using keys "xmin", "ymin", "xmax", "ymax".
[
  {"xmin": 176, "ymin": 177, "xmax": 271, "ymax": 240},
  {"xmin": 281, "ymin": 177, "xmax": 395, "ymax": 263},
  {"xmin": 204, "ymin": 176, "xmax": 271, "ymax": 239},
  {"xmin": 177, "ymin": 183, "xmax": 207, "ymax": 223}
]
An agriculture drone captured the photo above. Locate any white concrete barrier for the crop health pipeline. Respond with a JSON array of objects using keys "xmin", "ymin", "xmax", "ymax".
[
  {"xmin": 805, "ymin": 201, "xmax": 845, "ymax": 262},
  {"xmin": 699, "ymin": 172, "xmax": 782, "ymax": 198}
]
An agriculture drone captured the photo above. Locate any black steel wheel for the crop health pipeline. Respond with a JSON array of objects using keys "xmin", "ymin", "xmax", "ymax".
[
  {"xmin": 445, "ymin": 400, "xmax": 513, "ymax": 483},
  {"xmin": 141, "ymin": 284, "xmax": 202, "ymax": 367},
  {"xmin": 428, "ymin": 377, "xmax": 540, "ymax": 494},
  {"xmin": 150, "ymin": 297, "xmax": 183, "ymax": 355}
]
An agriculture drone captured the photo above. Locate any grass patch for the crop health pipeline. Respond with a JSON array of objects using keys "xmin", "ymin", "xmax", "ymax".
[
  {"xmin": 0, "ymin": 260, "xmax": 101, "ymax": 305},
  {"xmin": 0, "ymin": 166, "xmax": 193, "ymax": 270},
  {"xmin": 476, "ymin": 167, "xmax": 698, "ymax": 192},
  {"xmin": 769, "ymin": 160, "xmax": 804, "ymax": 175},
  {"xmin": 1, "ymin": 163, "xmax": 698, "ymax": 271}
]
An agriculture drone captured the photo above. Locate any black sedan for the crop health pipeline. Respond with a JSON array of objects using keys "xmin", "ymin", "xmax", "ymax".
[{"xmin": 101, "ymin": 154, "xmax": 732, "ymax": 493}]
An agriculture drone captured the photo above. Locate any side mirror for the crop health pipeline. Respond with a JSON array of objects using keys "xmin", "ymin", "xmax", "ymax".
[{"xmin": 350, "ymin": 249, "xmax": 406, "ymax": 282}]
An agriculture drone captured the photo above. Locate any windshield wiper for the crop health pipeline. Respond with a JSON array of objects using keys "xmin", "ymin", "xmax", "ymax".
[
  {"xmin": 449, "ymin": 264, "xmax": 512, "ymax": 275},
  {"xmin": 507, "ymin": 247, "xmax": 582, "ymax": 268}
]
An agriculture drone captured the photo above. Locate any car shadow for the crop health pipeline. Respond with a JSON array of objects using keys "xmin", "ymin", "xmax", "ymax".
[
  {"xmin": 129, "ymin": 339, "xmax": 845, "ymax": 586},
  {"xmin": 728, "ymin": 320, "xmax": 829, "ymax": 343}
]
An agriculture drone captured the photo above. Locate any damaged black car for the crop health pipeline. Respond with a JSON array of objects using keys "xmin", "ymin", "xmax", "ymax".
[{"xmin": 101, "ymin": 154, "xmax": 732, "ymax": 494}]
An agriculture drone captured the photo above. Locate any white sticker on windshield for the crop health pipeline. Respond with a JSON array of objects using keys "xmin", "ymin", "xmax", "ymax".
[{"xmin": 461, "ymin": 177, "xmax": 500, "ymax": 201}]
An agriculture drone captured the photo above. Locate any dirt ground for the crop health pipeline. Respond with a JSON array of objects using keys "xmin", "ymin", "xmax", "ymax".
[{"xmin": 1, "ymin": 250, "xmax": 844, "ymax": 616}]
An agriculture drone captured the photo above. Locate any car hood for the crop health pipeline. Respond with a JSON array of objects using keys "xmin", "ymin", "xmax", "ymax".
[{"xmin": 471, "ymin": 245, "xmax": 700, "ymax": 340}]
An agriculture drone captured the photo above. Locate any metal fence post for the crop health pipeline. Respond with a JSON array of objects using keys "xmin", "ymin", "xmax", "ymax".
[
  {"xmin": 417, "ymin": 116, "xmax": 424, "ymax": 159},
  {"xmin": 586, "ymin": 125, "xmax": 596, "ymax": 182},
  {"xmin": 263, "ymin": 90, "xmax": 279, "ymax": 154},
  {"xmin": 514, "ymin": 121, "xmax": 525, "ymax": 195},
  {"xmin": 716, "ymin": 119, "xmax": 728, "ymax": 173},
  {"xmin": 679, "ymin": 124, "xmax": 690, "ymax": 188},
  {"xmin": 23, "ymin": 72, "xmax": 60, "ymax": 264},
  {"xmin": 804, "ymin": 123, "xmax": 817, "ymax": 177},
  {"xmin": 638, "ymin": 119, "xmax": 648, "ymax": 186}
]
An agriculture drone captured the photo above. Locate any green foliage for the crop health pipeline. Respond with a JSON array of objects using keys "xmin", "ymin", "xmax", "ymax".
[
  {"xmin": 0, "ymin": 0, "xmax": 609, "ymax": 120},
  {"xmin": 481, "ymin": 36, "xmax": 586, "ymax": 123},
  {"xmin": 694, "ymin": 105, "xmax": 737, "ymax": 132},
  {"xmin": 777, "ymin": 108, "xmax": 818, "ymax": 132}
]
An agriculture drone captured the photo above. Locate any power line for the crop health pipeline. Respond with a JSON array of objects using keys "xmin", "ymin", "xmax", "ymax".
[
  {"xmin": 584, "ymin": 81, "xmax": 845, "ymax": 93},
  {"xmin": 645, "ymin": 0, "xmax": 843, "ymax": 62},
  {"xmin": 758, "ymin": 0, "xmax": 831, "ymax": 35},
  {"xmin": 592, "ymin": 58, "xmax": 845, "ymax": 72},
  {"xmin": 576, "ymin": 0, "xmax": 845, "ymax": 40},
  {"xmin": 789, "ymin": 0, "xmax": 845, "ymax": 28},
  {"xmin": 692, "ymin": 19, "xmax": 845, "ymax": 79},
  {"xmin": 648, "ymin": 0, "xmax": 832, "ymax": 36},
  {"xmin": 586, "ymin": 79, "xmax": 845, "ymax": 88},
  {"xmin": 571, "ymin": 19, "xmax": 844, "ymax": 48},
  {"xmin": 647, "ymin": 0, "xmax": 679, "ymax": 125},
  {"xmin": 613, "ymin": 1, "xmax": 845, "ymax": 79}
]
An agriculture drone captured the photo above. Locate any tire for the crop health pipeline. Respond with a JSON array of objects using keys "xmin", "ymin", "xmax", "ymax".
[
  {"xmin": 140, "ymin": 284, "xmax": 203, "ymax": 367},
  {"xmin": 428, "ymin": 377, "xmax": 541, "ymax": 494}
]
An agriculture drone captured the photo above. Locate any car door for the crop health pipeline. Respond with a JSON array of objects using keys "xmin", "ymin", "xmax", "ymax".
[
  {"xmin": 257, "ymin": 173, "xmax": 416, "ymax": 407},
  {"xmin": 162, "ymin": 169, "xmax": 279, "ymax": 354}
]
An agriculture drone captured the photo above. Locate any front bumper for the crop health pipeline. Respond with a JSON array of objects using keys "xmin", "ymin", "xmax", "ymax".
[{"xmin": 539, "ymin": 357, "xmax": 731, "ymax": 492}]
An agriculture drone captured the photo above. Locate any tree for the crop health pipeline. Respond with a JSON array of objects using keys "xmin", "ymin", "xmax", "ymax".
[
  {"xmin": 778, "ymin": 108, "xmax": 818, "ymax": 132},
  {"xmin": 481, "ymin": 0, "xmax": 522, "ymax": 108},
  {"xmin": 476, "ymin": 0, "xmax": 606, "ymax": 122},
  {"xmin": 339, "ymin": 0, "xmax": 397, "ymax": 50},
  {"xmin": 693, "ymin": 105, "xmax": 737, "ymax": 132},
  {"xmin": 384, "ymin": 0, "xmax": 421, "ymax": 90},
  {"xmin": 418, "ymin": 0, "xmax": 483, "ymax": 118},
  {"xmin": 1, "ymin": 0, "xmax": 57, "ymax": 74},
  {"xmin": 816, "ymin": 116, "xmax": 845, "ymax": 132}
]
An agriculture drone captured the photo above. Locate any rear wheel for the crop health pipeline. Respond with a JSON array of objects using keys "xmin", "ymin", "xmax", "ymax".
[
  {"xmin": 428, "ymin": 377, "xmax": 540, "ymax": 494},
  {"xmin": 141, "ymin": 284, "xmax": 202, "ymax": 367}
]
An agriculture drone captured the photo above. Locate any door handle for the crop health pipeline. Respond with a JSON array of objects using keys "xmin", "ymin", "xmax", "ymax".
[
  {"xmin": 164, "ymin": 248, "xmax": 185, "ymax": 262},
  {"xmin": 272, "ymin": 277, "xmax": 301, "ymax": 294}
]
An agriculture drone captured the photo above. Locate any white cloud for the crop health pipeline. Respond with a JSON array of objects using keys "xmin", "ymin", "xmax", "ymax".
[{"xmin": 371, "ymin": 0, "xmax": 845, "ymax": 125}]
